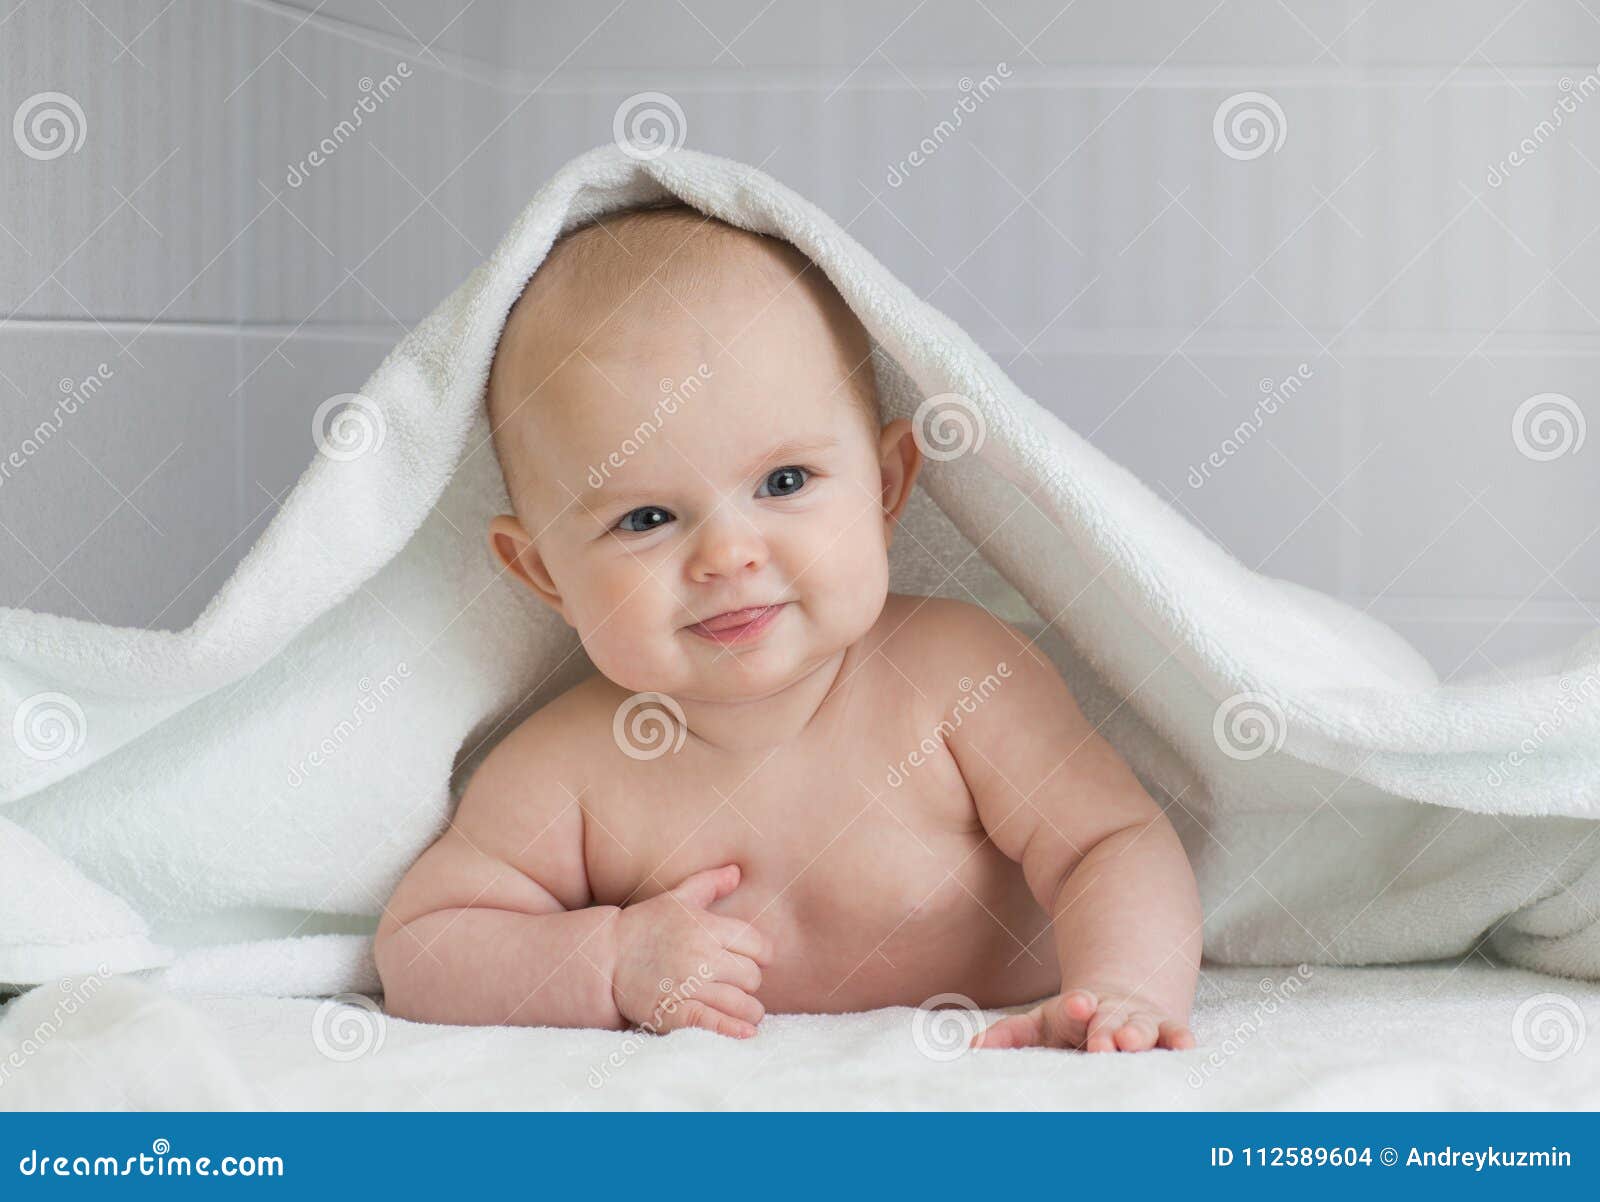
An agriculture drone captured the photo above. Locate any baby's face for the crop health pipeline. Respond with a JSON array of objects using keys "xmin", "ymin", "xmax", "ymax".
[{"xmin": 489, "ymin": 255, "xmax": 917, "ymax": 704}]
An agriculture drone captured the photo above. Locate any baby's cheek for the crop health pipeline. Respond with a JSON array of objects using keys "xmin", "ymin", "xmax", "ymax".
[
  {"xmin": 571, "ymin": 569, "xmax": 664, "ymax": 682},
  {"xmin": 800, "ymin": 509, "xmax": 889, "ymax": 625}
]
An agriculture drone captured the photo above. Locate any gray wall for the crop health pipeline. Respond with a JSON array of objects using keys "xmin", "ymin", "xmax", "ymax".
[{"xmin": 1, "ymin": 0, "xmax": 1596, "ymax": 682}]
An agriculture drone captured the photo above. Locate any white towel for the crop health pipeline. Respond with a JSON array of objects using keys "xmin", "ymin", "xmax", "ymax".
[{"xmin": 2, "ymin": 145, "xmax": 1597, "ymax": 993}]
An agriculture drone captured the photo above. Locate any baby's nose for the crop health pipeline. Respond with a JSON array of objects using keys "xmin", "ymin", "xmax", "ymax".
[{"xmin": 687, "ymin": 514, "xmax": 768, "ymax": 580}]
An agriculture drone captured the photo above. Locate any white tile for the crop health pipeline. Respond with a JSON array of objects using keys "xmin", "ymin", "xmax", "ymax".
[
  {"xmin": 1379, "ymin": 607, "xmax": 1597, "ymax": 680},
  {"xmin": 0, "ymin": 325, "xmax": 239, "ymax": 630},
  {"xmin": 0, "ymin": 0, "xmax": 243, "ymax": 320},
  {"xmin": 1351, "ymin": 355, "xmax": 1600, "ymax": 603},
  {"xmin": 234, "ymin": 1, "xmax": 512, "ymax": 323},
  {"xmin": 283, "ymin": 0, "xmax": 1365, "ymax": 71},
  {"xmin": 1005, "ymin": 349, "xmax": 1350, "ymax": 594},
  {"xmin": 1351, "ymin": 0, "xmax": 1600, "ymax": 67}
]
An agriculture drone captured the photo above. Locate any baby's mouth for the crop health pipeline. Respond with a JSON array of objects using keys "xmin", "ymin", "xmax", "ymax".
[{"xmin": 685, "ymin": 603, "xmax": 787, "ymax": 645}]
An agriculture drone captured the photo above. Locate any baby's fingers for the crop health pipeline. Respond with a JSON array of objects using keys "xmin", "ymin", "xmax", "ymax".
[
  {"xmin": 714, "ymin": 950, "xmax": 763, "ymax": 993},
  {"xmin": 694, "ymin": 983, "xmax": 765, "ymax": 1028},
  {"xmin": 678, "ymin": 1000, "xmax": 757, "ymax": 1040},
  {"xmin": 706, "ymin": 915, "xmax": 773, "ymax": 964}
]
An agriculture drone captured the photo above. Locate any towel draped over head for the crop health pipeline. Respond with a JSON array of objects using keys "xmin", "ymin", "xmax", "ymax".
[{"xmin": 3, "ymin": 145, "xmax": 1598, "ymax": 993}]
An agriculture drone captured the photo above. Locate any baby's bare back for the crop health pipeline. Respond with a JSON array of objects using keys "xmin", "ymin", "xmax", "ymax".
[{"xmin": 556, "ymin": 596, "xmax": 1059, "ymax": 1013}]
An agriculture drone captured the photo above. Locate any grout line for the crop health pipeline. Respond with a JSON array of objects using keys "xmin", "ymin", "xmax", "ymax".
[
  {"xmin": 0, "ymin": 316, "xmax": 401, "ymax": 340},
  {"xmin": 18, "ymin": 320, "xmax": 1600, "ymax": 356},
  {"xmin": 226, "ymin": 4, "xmax": 1600, "ymax": 96}
]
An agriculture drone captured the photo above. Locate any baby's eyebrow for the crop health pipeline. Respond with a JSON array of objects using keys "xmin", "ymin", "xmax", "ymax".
[{"xmin": 734, "ymin": 435, "xmax": 839, "ymax": 477}]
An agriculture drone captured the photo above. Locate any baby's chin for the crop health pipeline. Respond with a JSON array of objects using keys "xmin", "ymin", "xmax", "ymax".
[{"xmin": 592, "ymin": 630, "xmax": 846, "ymax": 703}]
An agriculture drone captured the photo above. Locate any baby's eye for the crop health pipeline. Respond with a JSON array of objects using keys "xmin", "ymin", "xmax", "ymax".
[
  {"xmin": 757, "ymin": 466, "xmax": 809, "ymax": 498},
  {"xmin": 615, "ymin": 505, "xmax": 674, "ymax": 534}
]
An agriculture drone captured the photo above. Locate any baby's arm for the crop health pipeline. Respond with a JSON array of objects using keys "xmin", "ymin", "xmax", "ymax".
[
  {"xmin": 374, "ymin": 721, "xmax": 623, "ymax": 1028},
  {"xmin": 943, "ymin": 617, "xmax": 1201, "ymax": 1052},
  {"xmin": 375, "ymin": 715, "xmax": 770, "ymax": 1035}
]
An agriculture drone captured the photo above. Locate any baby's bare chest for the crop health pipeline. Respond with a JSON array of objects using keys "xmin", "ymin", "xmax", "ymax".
[
  {"xmin": 579, "ymin": 730, "xmax": 1053, "ymax": 1011},
  {"xmin": 586, "ymin": 730, "xmax": 976, "ymax": 908}
]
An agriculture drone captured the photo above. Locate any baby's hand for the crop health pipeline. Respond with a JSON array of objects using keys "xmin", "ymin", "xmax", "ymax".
[
  {"xmin": 971, "ymin": 987, "xmax": 1195, "ymax": 1053},
  {"xmin": 611, "ymin": 864, "xmax": 773, "ymax": 1039}
]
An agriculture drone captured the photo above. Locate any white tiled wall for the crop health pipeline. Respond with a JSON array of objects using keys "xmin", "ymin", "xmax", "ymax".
[{"xmin": 2, "ymin": 0, "xmax": 1595, "ymax": 682}]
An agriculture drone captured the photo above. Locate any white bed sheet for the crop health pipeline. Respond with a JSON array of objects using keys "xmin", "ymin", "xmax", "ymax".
[{"xmin": 2, "ymin": 961, "xmax": 1596, "ymax": 1110}]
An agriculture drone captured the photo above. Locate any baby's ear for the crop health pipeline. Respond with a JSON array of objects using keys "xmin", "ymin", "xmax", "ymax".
[
  {"xmin": 488, "ymin": 514, "xmax": 567, "ymax": 621},
  {"xmin": 876, "ymin": 418, "xmax": 923, "ymax": 541}
]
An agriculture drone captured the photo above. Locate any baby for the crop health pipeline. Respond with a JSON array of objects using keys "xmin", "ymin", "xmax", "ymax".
[{"xmin": 374, "ymin": 205, "xmax": 1201, "ymax": 1053}]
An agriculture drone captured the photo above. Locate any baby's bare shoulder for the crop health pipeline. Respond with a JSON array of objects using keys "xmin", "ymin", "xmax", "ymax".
[
  {"xmin": 873, "ymin": 594, "xmax": 1051, "ymax": 691},
  {"xmin": 455, "ymin": 673, "xmax": 619, "ymax": 834}
]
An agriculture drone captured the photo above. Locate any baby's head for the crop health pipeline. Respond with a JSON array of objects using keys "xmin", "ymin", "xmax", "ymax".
[{"xmin": 485, "ymin": 204, "xmax": 921, "ymax": 702}]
